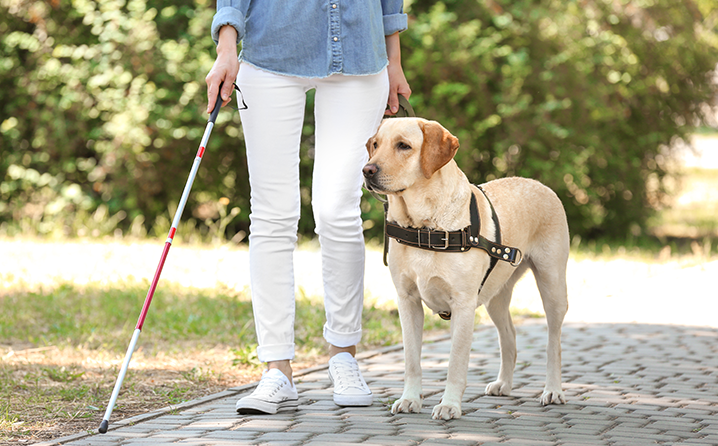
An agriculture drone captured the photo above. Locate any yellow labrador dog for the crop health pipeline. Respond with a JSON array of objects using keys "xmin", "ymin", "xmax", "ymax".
[{"xmin": 362, "ymin": 117, "xmax": 569, "ymax": 420}]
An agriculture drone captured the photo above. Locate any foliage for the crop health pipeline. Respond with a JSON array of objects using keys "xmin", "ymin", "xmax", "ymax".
[
  {"xmin": 1, "ymin": 0, "xmax": 717, "ymax": 241},
  {"xmin": 0, "ymin": 0, "xmax": 249, "ymax": 240},
  {"xmin": 396, "ymin": 0, "xmax": 718, "ymax": 239}
]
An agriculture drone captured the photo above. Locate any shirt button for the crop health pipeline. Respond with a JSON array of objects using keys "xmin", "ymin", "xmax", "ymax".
[
  {"xmin": 332, "ymin": 3, "xmax": 337, "ymax": 8},
  {"xmin": 333, "ymin": 37, "xmax": 338, "ymax": 41}
]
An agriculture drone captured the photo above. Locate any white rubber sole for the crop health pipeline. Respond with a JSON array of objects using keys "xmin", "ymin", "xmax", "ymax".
[
  {"xmin": 236, "ymin": 397, "xmax": 299, "ymax": 415},
  {"xmin": 333, "ymin": 392, "xmax": 373, "ymax": 407}
]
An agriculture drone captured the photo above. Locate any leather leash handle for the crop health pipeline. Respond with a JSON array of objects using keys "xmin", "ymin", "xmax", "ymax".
[{"xmin": 385, "ymin": 94, "xmax": 415, "ymax": 118}]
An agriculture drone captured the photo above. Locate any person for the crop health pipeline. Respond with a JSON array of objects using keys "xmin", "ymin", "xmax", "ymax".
[{"xmin": 205, "ymin": 1, "xmax": 411, "ymax": 414}]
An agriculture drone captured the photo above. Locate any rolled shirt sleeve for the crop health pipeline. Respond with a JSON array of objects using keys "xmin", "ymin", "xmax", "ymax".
[
  {"xmin": 381, "ymin": 0, "xmax": 408, "ymax": 35},
  {"xmin": 211, "ymin": 0, "xmax": 251, "ymax": 44}
]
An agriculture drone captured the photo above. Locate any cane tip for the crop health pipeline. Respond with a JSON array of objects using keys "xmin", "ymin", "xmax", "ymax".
[{"xmin": 98, "ymin": 419, "xmax": 109, "ymax": 434}]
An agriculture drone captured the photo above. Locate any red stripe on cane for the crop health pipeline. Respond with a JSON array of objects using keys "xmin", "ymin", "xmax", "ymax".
[
  {"xmin": 168, "ymin": 227, "xmax": 176, "ymax": 240},
  {"xmin": 136, "ymin": 241, "xmax": 172, "ymax": 330},
  {"xmin": 197, "ymin": 146, "xmax": 205, "ymax": 158}
]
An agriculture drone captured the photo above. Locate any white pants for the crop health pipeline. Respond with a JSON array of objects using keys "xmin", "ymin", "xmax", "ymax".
[{"xmin": 237, "ymin": 64, "xmax": 389, "ymax": 363}]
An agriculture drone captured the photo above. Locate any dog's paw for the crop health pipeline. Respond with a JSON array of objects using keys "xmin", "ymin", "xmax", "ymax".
[
  {"xmin": 391, "ymin": 397, "xmax": 422, "ymax": 414},
  {"xmin": 539, "ymin": 388, "xmax": 566, "ymax": 405},
  {"xmin": 431, "ymin": 402, "xmax": 462, "ymax": 420},
  {"xmin": 485, "ymin": 380, "xmax": 512, "ymax": 396}
]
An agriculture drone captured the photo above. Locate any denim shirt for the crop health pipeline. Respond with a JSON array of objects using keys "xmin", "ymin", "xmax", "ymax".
[{"xmin": 211, "ymin": 1, "xmax": 408, "ymax": 78}]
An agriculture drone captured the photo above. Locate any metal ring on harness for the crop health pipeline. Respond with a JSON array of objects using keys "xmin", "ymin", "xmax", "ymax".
[{"xmin": 511, "ymin": 249, "xmax": 523, "ymax": 267}]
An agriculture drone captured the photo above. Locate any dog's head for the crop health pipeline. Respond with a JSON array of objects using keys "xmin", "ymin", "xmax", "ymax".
[{"xmin": 363, "ymin": 118, "xmax": 460, "ymax": 194}]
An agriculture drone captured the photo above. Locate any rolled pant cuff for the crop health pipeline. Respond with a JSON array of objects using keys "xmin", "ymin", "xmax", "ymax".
[
  {"xmin": 323, "ymin": 324, "xmax": 362, "ymax": 349},
  {"xmin": 256, "ymin": 343, "xmax": 295, "ymax": 363}
]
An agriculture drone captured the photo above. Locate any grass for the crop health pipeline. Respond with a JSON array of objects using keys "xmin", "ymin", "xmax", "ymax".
[
  {"xmin": 2, "ymin": 158, "xmax": 716, "ymax": 443},
  {"xmin": 0, "ymin": 280, "xmax": 454, "ymax": 443},
  {"xmin": 649, "ymin": 167, "xmax": 718, "ymax": 238},
  {"xmin": 566, "ymin": 166, "xmax": 718, "ymax": 262}
]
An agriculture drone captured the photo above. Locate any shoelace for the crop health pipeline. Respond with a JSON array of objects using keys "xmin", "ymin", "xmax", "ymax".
[
  {"xmin": 254, "ymin": 373, "xmax": 286, "ymax": 398},
  {"xmin": 331, "ymin": 360, "xmax": 367, "ymax": 391}
]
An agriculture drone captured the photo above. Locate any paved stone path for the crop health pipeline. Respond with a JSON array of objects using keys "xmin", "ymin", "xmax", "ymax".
[{"xmin": 39, "ymin": 320, "xmax": 718, "ymax": 445}]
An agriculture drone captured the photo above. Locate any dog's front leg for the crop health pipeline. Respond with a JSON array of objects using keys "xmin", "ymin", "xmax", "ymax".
[
  {"xmin": 432, "ymin": 307, "xmax": 474, "ymax": 420},
  {"xmin": 392, "ymin": 294, "xmax": 425, "ymax": 414}
]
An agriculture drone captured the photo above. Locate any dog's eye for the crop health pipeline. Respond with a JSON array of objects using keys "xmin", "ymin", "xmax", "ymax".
[
  {"xmin": 373, "ymin": 141, "xmax": 378, "ymax": 149},
  {"xmin": 397, "ymin": 142, "xmax": 412, "ymax": 151}
]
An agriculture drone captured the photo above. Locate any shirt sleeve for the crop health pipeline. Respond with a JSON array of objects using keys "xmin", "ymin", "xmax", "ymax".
[
  {"xmin": 211, "ymin": 0, "xmax": 251, "ymax": 45},
  {"xmin": 381, "ymin": 0, "xmax": 408, "ymax": 35}
]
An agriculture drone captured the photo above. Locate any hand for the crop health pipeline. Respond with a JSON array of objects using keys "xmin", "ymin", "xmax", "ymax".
[
  {"xmin": 385, "ymin": 32, "xmax": 412, "ymax": 115},
  {"xmin": 205, "ymin": 26, "xmax": 240, "ymax": 114},
  {"xmin": 386, "ymin": 61, "xmax": 411, "ymax": 115}
]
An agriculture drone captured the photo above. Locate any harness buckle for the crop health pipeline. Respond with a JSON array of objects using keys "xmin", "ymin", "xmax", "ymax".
[
  {"xmin": 430, "ymin": 230, "xmax": 450, "ymax": 250},
  {"xmin": 511, "ymin": 249, "xmax": 524, "ymax": 267}
]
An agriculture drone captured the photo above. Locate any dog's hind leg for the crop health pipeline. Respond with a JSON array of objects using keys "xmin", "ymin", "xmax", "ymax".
[
  {"xmin": 531, "ymin": 256, "xmax": 568, "ymax": 405},
  {"xmin": 484, "ymin": 283, "xmax": 518, "ymax": 397}
]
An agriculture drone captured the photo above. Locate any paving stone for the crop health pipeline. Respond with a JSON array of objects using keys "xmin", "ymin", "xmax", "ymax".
[
  {"xmin": 501, "ymin": 439, "xmax": 556, "ymax": 445},
  {"xmin": 234, "ymin": 418, "xmax": 295, "ymax": 432},
  {"xmin": 342, "ymin": 427, "xmax": 401, "ymax": 437},
  {"xmin": 553, "ymin": 433, "xmax": 611, "ymax": 445},
  {"xmin": 413, "ymin": 439, "xmax": 479, "ymax": 446},
  {"xmin": 38, "ymin": 323, "xmax": 718, "ymax": 446},
  {"xmin": 61, "ymin": 439, "xmax": 123, "ymax": 446},
  {"xmin": 357, "ymin": 435, "xmax": 419, "ymax": 446},
  {"xmin": 253, "ymin": 442, "xmax": 304, "ymax": 446},
  {"xmin": 182, "ymin": 419, "xmax": 238, "ymax": 430},
  {"xmin": 175, "ymin": 439, "xmax": 240, "ymax": 445},
  {"xmin": 122, "ymin": 441, "xmax": 179, "ymax": 446},
  {"xmin": 253, "ymin": 431, "xmax": 314, "ymax": 442},
  {"xmin": 146, "ymin": 430, "xmax": 212, "ymax": 439},
  {"xmin": 288, "ymin": 422, "xmax": 344, "ymax": 434},
  {"xmin": 309, "ymin": 433, "xmax": 370, "ymax": 443}
]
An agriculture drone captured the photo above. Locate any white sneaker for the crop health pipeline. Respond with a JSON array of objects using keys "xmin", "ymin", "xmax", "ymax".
[
  {"xmin": 236, "ymin": 369, "xmax": 298, "ymax": 415},
  {"xmin": 328, "ymin": 352, "xmax": 373, "ymax": 406}
]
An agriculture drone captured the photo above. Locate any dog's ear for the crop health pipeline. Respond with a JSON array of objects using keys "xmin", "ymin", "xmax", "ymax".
[
  {"xmin": 419, "ymin": 121, "xmax": 460, "ymax": 179},
  {"xmin": 366, "ymin": 135, "xmax": 376, "ymax": 157},
  {"xmin": 366, "ymin": 121, "xmax": 385, "ymax": 157}
]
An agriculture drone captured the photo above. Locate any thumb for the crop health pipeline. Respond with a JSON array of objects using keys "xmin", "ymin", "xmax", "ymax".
[
  {"xmin": 221, "ymin": 81, "xmax": 234, "ymax": 105},
  {"xmin": 387, "ymin": 91, "xmax": 399, "ymax": 114}
]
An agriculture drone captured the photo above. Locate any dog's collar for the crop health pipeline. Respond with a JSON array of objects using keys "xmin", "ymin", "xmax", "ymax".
[
  {"xmin": 383, "ymin": 186, "xmax": 522, "ymax": 266},
  {"xmin": 382, "ymin": 186, "xmax": 522, "ymax": 321}
]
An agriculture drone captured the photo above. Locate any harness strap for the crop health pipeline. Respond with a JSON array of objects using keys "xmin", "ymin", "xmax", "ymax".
[
  {"xmin": 477, "ymin": 186, "xmax": 500, "ymax": 289},
  {"xmin": 383, "ymin": 188, "xmax": 522, "ymax": 267},
  {"xmin": 382, "ymin": 186, "xmax": 523, "ymax": 320}
]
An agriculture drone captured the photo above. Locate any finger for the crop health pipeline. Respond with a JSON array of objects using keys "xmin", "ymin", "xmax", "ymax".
[
  {"xmin": 399, "ymin": 86, "xmax": 412, "ymax": 100},
  {"xmin": 387, "ymin": 90, "xmax": 400, "ymax": 115},
  {"xmin": 206, "ymin": 77, "xmax": 219, "ymax": 114},
  {"xmin": 221, "ymin": 81, "xmax": 234, "ymax": 106}
]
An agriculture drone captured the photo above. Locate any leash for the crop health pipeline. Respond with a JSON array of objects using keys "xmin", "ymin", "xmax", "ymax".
[{"xmin": 370, "ymin": 94, "xmax": 414, "ymax": 265}]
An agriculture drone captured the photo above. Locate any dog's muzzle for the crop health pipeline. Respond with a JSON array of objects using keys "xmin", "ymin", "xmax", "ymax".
[{"xmin": 362, "ymin": 163, "xmax": 385, "ymax": 193}]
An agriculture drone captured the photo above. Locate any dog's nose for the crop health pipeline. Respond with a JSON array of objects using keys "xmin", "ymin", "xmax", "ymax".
[{"xmin": 363, "ymin": 163, "xmax": 378, "ymax": 178}]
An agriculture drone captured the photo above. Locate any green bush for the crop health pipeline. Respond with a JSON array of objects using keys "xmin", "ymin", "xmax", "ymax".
[
  {"xmin": 396, "ymin": 0, "xmax": 718, "ymax": 239},
  {"xmin": 1, "ymin": 0, "xmax": 716, "ymax": 241},
  {"xmin": 0, "ymin": 0, "xmax": 249, "ymax": 240}
]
